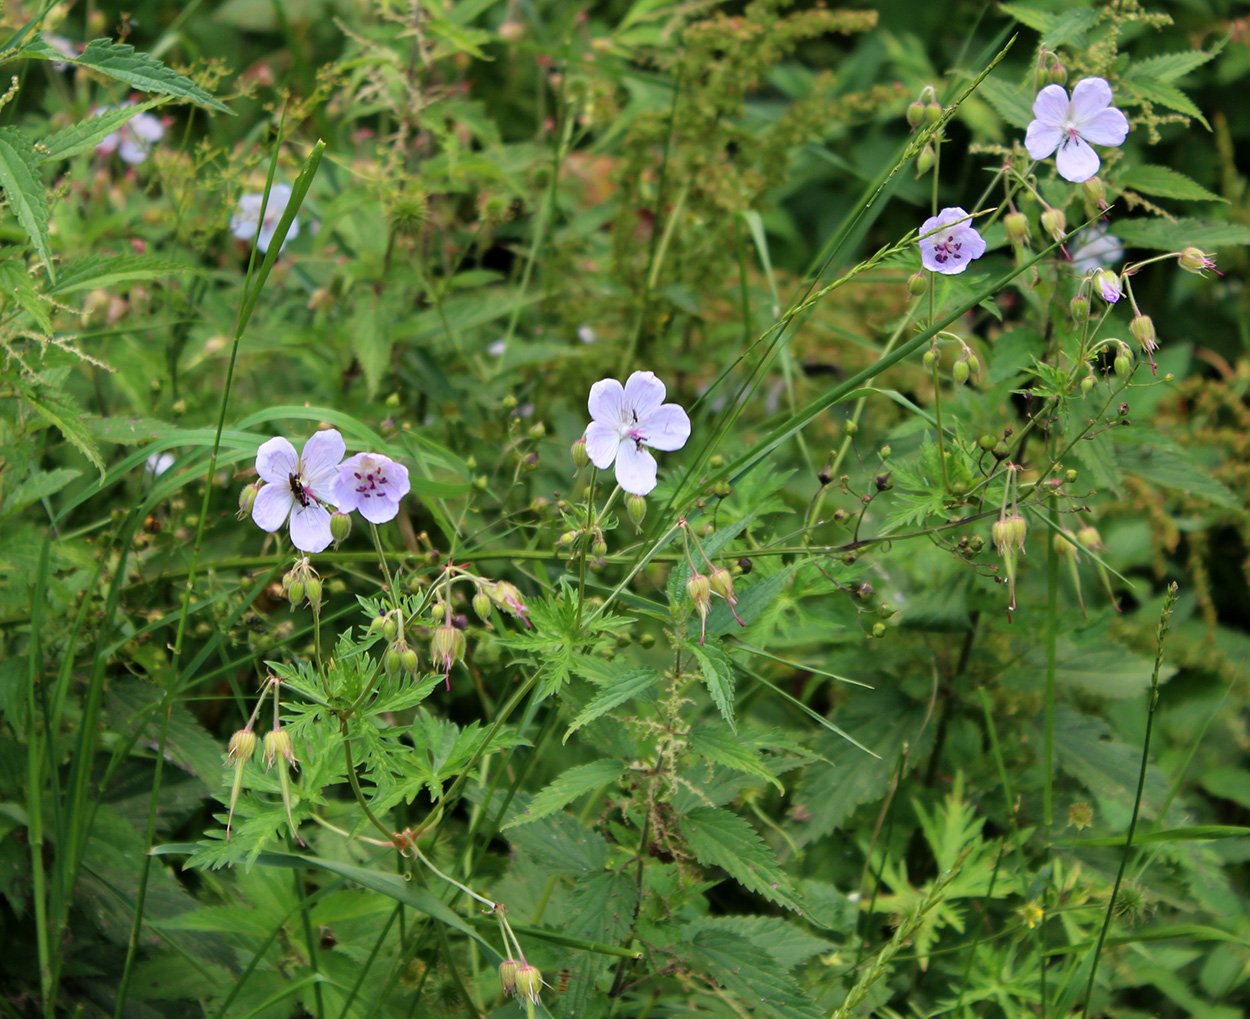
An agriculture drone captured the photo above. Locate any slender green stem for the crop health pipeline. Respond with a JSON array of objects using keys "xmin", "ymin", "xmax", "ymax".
[
  {"xmin": 1079, "ymin": 584, "xmax": 1179, "ymax": 1018},
  {"xmin": 574, "ymin": 467, "xmax": 598, "ymax": 629}
]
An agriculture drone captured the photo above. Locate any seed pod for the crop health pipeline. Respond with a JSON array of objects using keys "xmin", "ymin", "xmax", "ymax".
[
  {"xmin": 953, "ymin": 360, "xmax": 970, "ymax": 385},
  {"xmin": 1082, "ymin": 176, "xmax": 1106, "ymax": 207},
  {"xmin": 907, "ymin": 271, "xmax": 927, "ymax": 296},
  {"xmin": 1070, "ymin": 295, "xmax": 1089, "ymax": 321},
  {"xmin": 330, "ymin": 511, "xmax": 352, "ymax": 543},
  {"xmin": 514, "ymin": 963, "xmax": 543, "ymax": 1004},
  {"xmin": 626, "ymin": 493, "xmax": 647, "ymax": 528},
  {"xmin": 1004, "ymin": 211, "xmax": 1029, "ymax": 246},
  {"xmin": 917, "ymin": 144, "xmax": 936, "ymax": 175},
  {"xmin": 906, "ymin": 100, "xmax": 925, "ymax": 128},
  {"xmin": 570, "ymin": 436, "xmax": 589, "ymax": 469},
  {"xmin": 1040, "ymin": 207, "xmax": 1066, "ymax": 242},
  {"xmin": 473, "ymin": 591, "xmax": 492, "ymax": 621},
  {"xmin": 1178, "ymin": 246, "xmax": 1216, "ymax": 274},
  {"xmin": 1130, "ymin": 314, "xmax": 1157, "ymax": 352}
]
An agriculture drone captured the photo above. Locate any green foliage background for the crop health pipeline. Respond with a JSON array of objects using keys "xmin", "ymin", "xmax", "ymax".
[{"xmin": 1, "ymin": 0, "xmax": 1248, "ymax": 1017}]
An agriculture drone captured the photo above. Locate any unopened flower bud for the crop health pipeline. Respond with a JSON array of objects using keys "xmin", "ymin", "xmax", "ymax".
[
  {"xmin": 1178, "ymin": 246, "xmax": 1216, "ymax": 275},
  {"xmin": 1082, "ymin": 176, "xmax": 1106, "ymax": 207},
  {"xmin": 431, "ymin": 624, "xmax": 465, "ymax": 686},
  {"xmin": 514, "ymin": 963, "xmax": 543, "ymax": 1004},
  {"xmin": 906, "ymin": 100, "xmax": 925, "ymax": 128},
  {"xmin": 1077, "ymin": 525, "xmax": 1103, "ymax": 550},
  {"xmin": 499, "ymin": 959, "xmax": 521, "ymax": 995},
  {"xmin": 1080, "ymin": 374, "xmax": 1095, "ymax": 394},
  {"xmin": 881, "ymin": 444, "xmax": 892, "ymax": 459},
  {"xmin": 1113, "ymin": 342, "xmax": 1133, "ymax": 378},
  {"xmin": 238, "ymin": 482, "xmax": 260, "ymax": 518},
  {"xmin": 871, "ymin": 621, "xmax": 887, "ymax": 638},
  {"xmin": 383, "ymin": 640, "xmax": 406, "ymax": 675},
  {"xmin": 1047, "ymin": 60, "xmax": 1067, "ymax": 85},
  {"xmin": 1040, "ymin": 207, "xmax": 1066, "ymax": 242},
  {"xmin": 1054, "ymin": 532, "xmax": 1079, "ymax": 559},
  {"xmin": 687, "ymin": 573, "xmax": 712, "ymax": 643},
  {"xmin": 498, "ymin": 20, "xmax": 524, "ymax": 41},
  {"xmin": 916, "ymin": 144, "xmax": 935, "ymax": 175},
  {"xmin": 925, "ymin": 101, "xmax": 942, "ymax": 124},
  {"xmin": 571, "ymin": 436, "xmax": 589, "ymax": 469},
  {"xmin": 1004, "ymin": 211, "xmax": 1029, "ymax": 246},
  {"xmin": 473, "ymin": 591, "xmax": 492, "ymax": 620},
  {"xmin": 263, "ymin": 728, "xmax": 296, "ymax": 769},
  {"xmin": 330, "ymin": 511, "xmax": 352, "ymax": 543},
  {"xmin": 303, "ymin": 577, "xmax": 322, "ymax": 610},
  {"xmin": 400, "ymin": 646, "xmax": 419, "ymax": 674},
  {"xmin": 626, "ymin": 493, "xmax": 647, "ymax": 528},
  {"xmin": 383, "ymin": 613, "xmax": 399, "ymax": 641},
  {"xmin": 1070, "ymin": 295, "xmax": 1089, "ymax": 321},
  {"xmin": 591, "ymin": 537, "xmax": 608, "ymax": 558},
  {"xmin": 559, "ymin": 530, "xmax": 579, "ymax": 547},
  {"xmin": 228, "ymin": 729, "xmax": 258, "ymax": 762},
  {"xmin": 1065, "ymin": 469, "xmax": 1078, "ymax": 483},
  {"xmin": 908, "ymin": 271, "xmax": 927, "ymax": 296},
  {"xmin": 979, "ymin": 433, "xmax": 997, "ymax": 451},
  {"xmin": 922, "ymin": 349, "xmax": 937, "ymax": 369},
  {"xmin": 1094, "ymin": 269, "xmax": 1120, "ymax": 304},
  {"xmin": 286, "ymin": 579, "xmax": 306, "ymax": 607},
  {"xmin": 1130, "ymin": 314, "xmax": 1157, "ymax": 352},
  {"xmin": 953, "ymin": 360, "xmax": 969, "ymax": 385}
]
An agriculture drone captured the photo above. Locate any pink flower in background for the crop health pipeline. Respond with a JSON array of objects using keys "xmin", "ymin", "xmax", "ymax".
[
  {"xmin": 918, "ymin": 207, "xmax": 986, "ymax": 275},
  {"xmin": 333, "ymin": 453, "xmax": 411, "ymax": 524},
  {"xmin": 94, "ymin": 102, "xmax": 164, "ymax": 164},
  {"xmin": 584, "ymin": 371, "xmax": 691, "ymax": 496},
  {"xmin": 251, "ymin": 429, "xmax": 345, "ymax": 553},
  {"xmin": 1025, "ymin": 77, "xmax": 1129, "ymax": 183}
]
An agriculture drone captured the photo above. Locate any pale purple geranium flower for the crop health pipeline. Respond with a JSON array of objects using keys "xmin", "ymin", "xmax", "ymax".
[
  {"xmin": 1025, "ymin": 77, "xmax": 1129, "ymax": 183},
  {"xmin": 333, "ymin": 453, "xmax": 411, "ymax": 524},
  {"xmin": 94, "ymin": 103, "xmax": 164, "ymax": 165},
  {"xmin": 252, "ymin": 429, "xmax": 345, "ymax": 553},
  {"xmin": 1070, "ymin": 224, "xmax": 1124, "ymax": 275},
  {"xmin": 918, "ymin": 207, "xmax": 987, "ymax": 275},
  {"xmin": 585, "ymin": 371, "xmax": 691, "ymax": 496},
  {"xmin": 231, "ymin": 184, "xmax": 299, "ymax": 254}
]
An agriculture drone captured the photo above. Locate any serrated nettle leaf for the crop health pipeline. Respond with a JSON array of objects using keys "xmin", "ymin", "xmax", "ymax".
[
  {"xmin": 503, "ymin": 758, "xmax": 626, "ymax": 829},
  {"xmin": 1124, "ymin": 47, "xmax": 1220, "ymax": 83},
  {"xmin": 689, "ymin": 724, "xmax": 783, "ymax": 792},
  {"xmin": 564, "ymin": 869, "xmax": 639, "ymax": 943},
  {"xmin": 1118, "ymin": 165, "xmax": 1224, "ymax": 203},
  {"xmin": 507, "ymin": 811, "xmax": 610, "ymax": 876},
  {"xmin": 682, "ymin": 928, "xmax": 825, "ymax": 1019},
  {"xmin": 38, "ymin": 100, "xmax": 165, "ymax": 163},
  {"xmin": 1113, "ymin": 215, "xmax": 1250, "ymax": 252},
  {"xmin": 563, "ymin": 666, "xmax": 662, "ymax": 742},
  {"xmin": 0, "ymin": 258, "xmax": 53, "ymax": 334},
  {"xmin": 18, "ymin": 38, "xmax": 232, "ymax": 113},
  {"xmin": 685, "ymin": 916, "xmax": 834, "ymax": 970},
  {"xmin": 1116, "ymin": 439, "xmax": 1240, "ymax": 511},
  {"xmin": 685, "ymin": 638, "xmax": 736, "ymax": 732},
  {"xmin": 1121, "ymin": 77, "xmax": 1209, "ymax": 128},
  {"xmin": 0, "ymin": 127, "xmax": 55, "ymax": 283},
  {"xmin": 678, "ymin": 807, "xmax": 804, "ymax": 914},
  {"xmin": 49, "ymin": 253, "xmax": 201, "ymax": 295},
  {"xmin": 14, "ymin": 377, "xmax": 104, "ymax": 475},
  {"xmin": 977, "ymin": 77, "xmax": 1033, "ymax": 130},
  {"xmin": 1, "ymin": 467, "xmax": 80, "ymax": 518}
]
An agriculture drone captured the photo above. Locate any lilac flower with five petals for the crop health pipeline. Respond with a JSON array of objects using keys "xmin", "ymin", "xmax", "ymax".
[
  {"xmin": 918, "ymin": 207, "xmax": 987, "ymax": 275},
  {"xmin": 333, "ymin": 453, "xmax": 411, "ymax": 524},
  {"xmin": 584, "ymin": 371, "xmax": 691, "ymax": 496},
  {"xmin": 251, "ymin": 429, "xmax": 345, "ymax": 553},
  {"xmin": 1025, "ymin": 77, "xmax": 1129, "ymax": 183}
]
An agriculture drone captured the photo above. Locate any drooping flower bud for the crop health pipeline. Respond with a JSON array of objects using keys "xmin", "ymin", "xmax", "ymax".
[
  {"xmin": 473, "ymin": 590, "xmax": 493, "ymax": 621},
  {"xmin": 626, "ymin": 493, "xmax": 647, "ymax": 529},
  {"xmin": 1077, "ymin": 525, "xmax": 1103, "ymax": 550},
  {"xmin": 330, "ymin": 511, "xmax": 352, "ymax": 543},
  {"xmin": 709, "ymin": 566, "xmax": 745, "ymax": 628},
  {"xmin": 431, "ymin": 624, "xmax": 465, "ymax": 689},
  {"xmin": 1004, "ymin": 211, "xmax": 1030, "ymax": 247},
  {"xmin": 499, "ymin": 959, "xmax": 521, "ymax": 995},
  {"xmin": 1080, "ymin": 373, "xmax": 1095, "ymax": 394},
  {"xmin": 570, "ymin": 436, "xmax": 589, "ymax": 469},
  {"xmin": 262, "ymin": 729, "xmax": 303, "ymax": 846},
  {"xmin": 489, "ymin": 580, "xmax": 531, "ymax": 627},
  {"xmin": 1082, "ymin": 176, "xmax": 1106, "ymax": 209},
  {"xmin": 1047, "ymin": 60, "xmax": 1067, "ymax": 85},
  {"xmin": 924, "ymin": 101, "xmax": 942, "ymax": 125},
  {"xmin": 1113, "ymin": 341, "xmax": 1133, "ymax": 379},
  {"xmin": 907, "ymin": 271, "xmax": 927, "ymax": 296},
  {"xmin": 237, "ymin": 482, "xmax": 260, "ymax": 519},
  {"xmin": 226, "ymin": 728, "xmax": 258, "ymax": 842},
  {"xmin": 514, "ymin": 963, "xmax": 543, "ymax": 1004},
  {"xmin": 304, "ymin": 577, "xmax": 323, "ymax": 611},
  {"xmin": 1130, "ymin": 314, "xmax": 1157, "ymax": 353},
  {"xmin": 384, "ymin": 638, "xmax": 414, "ymax": 676},
  {"xmin": 906, "ymin": 100, "xmax": 925, "ymax": 128},
  {"xmin": 1070, "ymin": 295, "xmax": 1090, "ymax": 321},
  {"xmin": 1178, "ymin": 246, "xmax": 1217, "ymax": 275},
  {"xmin": 916, "ymin": 144, "xmax": 935, "ymax": 175},
  {"xmin": 1040, "ymin": 207, "xmax": 1066, "ymax": 242},
  {"xmin": 591, "ymin": 537, "xmax": 608, "ymax": 558},
  {"xmin": 687, "ymin": 573, "xmax": 712, "ymax": 645},
  {"xmin": 952, "ymin": 360, "xmax": 970, "ymax": 386}
]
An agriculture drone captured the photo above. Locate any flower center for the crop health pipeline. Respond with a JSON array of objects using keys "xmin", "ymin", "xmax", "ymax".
[
  {"xmin": 288, "ymin": 471, "xmax": 314, "ymax": 508},
  {"xmin": 351, "ymin": 461, "xmax": 389, "ymax": 501},
  {"xmin": 932, "ymin": 233, "xmax": 963, "ymax": 264}
]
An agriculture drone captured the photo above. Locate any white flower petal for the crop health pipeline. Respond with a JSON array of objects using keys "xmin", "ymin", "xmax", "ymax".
[
  {"xmin": 1024, "ymin": 121, "xmax": 1062, "ymax": 160},
  {"xmin": 252, "ymin": 483, "xmax": 293, "ymax": 532},
  {"xmin": 1055, "ymin": 136, "xmax": 1100, "ymax": 182},
  {"xmin": 256, "ymin": 436, "xmax": 299, "ymax": 484},
  {"xmin": 959, "ymin": 227, "xmax": 987, "ymax": 262},
  {"xmin": 587, "ymin": 378, "xmax": 625, "ymax": 424},
  {"xmin": 1069, "ymin": 77, "xmax": 1113, "ymax": 121},
  {"xmin": 614, "ymin": 440, "xmax": 658, "ymax": 496},
  {"xmin": 118, "ymin": 138, "xmax": 149, "ymax": 165},
  {"xmin": 1031, "ymin": 84, "xmax": 1072, "ymax": 126},
  {"xmin": 360, "ymin": 498, "xmax": 400, "ymax": 524},
  {"xmin": 288, "ymin": 501, "xmax": 334, "ymax": 553},
  {"xmin": 130, "ymin": 113, "xmax": 165, "ymax": 143},
  {"xmin": 584, "ymin": 421, "xmax": 621, "ymax": 469},
  {"xmin": 638, "ymin": 403, "xmax": 691, "ymax": 451},
  {"xmin": 623, "ymin": 371, "xmax": 666, "ymax": 419},
  {"xmin": 300, "ymin": 429, "xmax": 346, "ymax": 484},
  {"xmin": 384, "ymin": 460, "xmax": 411, "ymax": 500},
  {"xmin": 95, "ymin": 130, "xmax": 120, "ymax": 154},
  {"xmin": 1077, "ymin": 106, "xmax": 1129, "ymax": 147}
]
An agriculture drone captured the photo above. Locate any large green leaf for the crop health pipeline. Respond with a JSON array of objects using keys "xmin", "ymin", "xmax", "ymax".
[
  {"xmin": 678, "ymin": 807, "xmax": 803, "ymax": 913},
  {"xmin": 685, "ymin": 639, "xmax": 736, "ymax": 731},
  {"xmin": 39, "ymin": 100, "xmax": 165, "ymax": 163},
  {"xmin": 50, "ymin": 253, "xmax": 200, "ymax": 295},
  {"xmin": 1114, "ymin": 216, "xmax": 1250, "ymax": 252},
  {"xmin": 564, "ymin": 870, "xmax": 639, "ymax": 943},
  {"xmin": 14, "ymin": 376, "xmax": 104, "ymax": 475},
  {"xmin": 502, "ymin": 759, "xmax": 625, "ymax": 829},
  {"xmin": 689, "ymin": 724, "xmax": 783, "ymax": 792},
  {"xmin": 682, "ymin": 927, "xmax": 824, "ymax": 1019},
  {"xmin": 1119, "ymin": 164, "xmax": 1223, "ymax": 203},
  {"xmin": 563, "ymin": 666, "xmax": 662, "ymax": 742},
  {"xmin": 0, "ymin": 127, "xmax": 54, "ymax": 283},
  {"xmin": 19, "ymin": 38, "xmax": 231, "ymax": 113}
]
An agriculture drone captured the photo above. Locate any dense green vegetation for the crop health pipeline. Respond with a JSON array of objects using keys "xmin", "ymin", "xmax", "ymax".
[{"xmin": 1, "ymin": 1, "xmax": 1248, "ymax": 1017}]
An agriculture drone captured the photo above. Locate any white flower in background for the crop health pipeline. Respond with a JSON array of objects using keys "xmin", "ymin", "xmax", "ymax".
[
  {"xmin": 94, "ymin": 102, "xmax": 165, "ymax": 165},
  {"xmin": 43, "ymin": 34, "xmax": 78, "ymax": 71},
  {"xmin": 918, "ymin": 207, "xmax": 987, "ymax": 275},
  {"xmin": 577, "ymin": 324, "xmax": 597, "ymax": 344},
  {"xmin": 584, "ymin": 371, "xmax": 691, "ymax": 496},
  {"xmin": 488, "ymin": 339, "xmax": 507, "ymax": 357},
  {"xmin": 230, "ymin": 184, "xmax": 300, "ymax": 254},
  {"xmin": 251, "ymin": 429, "xmax": 345, "ymax": 553},
  {"xmin": 1070, "ymin": 223, "xmax": 1124, "ymax": 275},
  {"xmin": 144, "ymin": 452, "xmax": 175, "ymax": 476},
  {"xmin": 1025, "ymin": 77, "xmax": 1129, "ymax": 183},
  {"xmin": 333, "ymin": 453, "xmax": 411, "ymax": 524}
]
